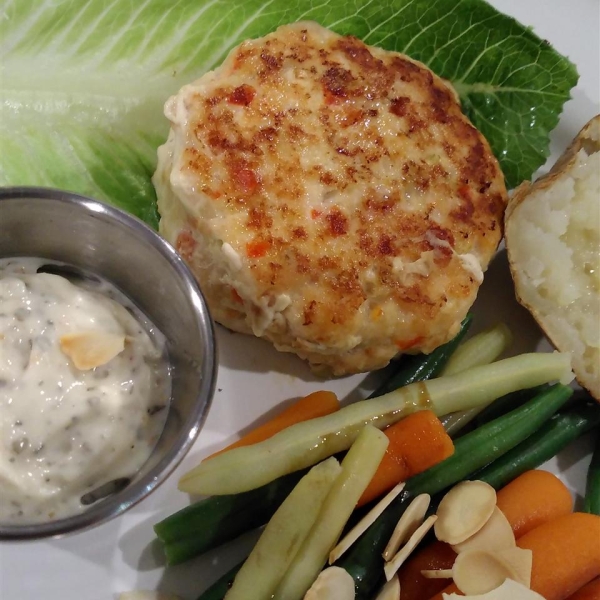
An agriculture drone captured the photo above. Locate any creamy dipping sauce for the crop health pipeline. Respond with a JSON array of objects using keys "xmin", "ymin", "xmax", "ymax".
[{"xmin": 0, "ymin": 258, "xmax": 171, "ymax": 523}]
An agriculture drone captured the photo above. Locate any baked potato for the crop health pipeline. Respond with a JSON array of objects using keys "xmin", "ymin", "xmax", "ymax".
[{"xmin": 505, "ymin": 115, "xmax": 600, "ymax": 399}]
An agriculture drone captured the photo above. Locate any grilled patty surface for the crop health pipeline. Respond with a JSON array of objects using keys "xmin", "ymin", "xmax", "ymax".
[{"xmin": 154, "ymin": 21, "xmax": 508, "ymax": 375}]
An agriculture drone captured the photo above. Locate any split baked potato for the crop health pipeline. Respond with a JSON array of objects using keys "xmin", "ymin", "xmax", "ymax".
[{"xmin": 505, "ymin": 115, "xmax": 600, "ymax": 399}]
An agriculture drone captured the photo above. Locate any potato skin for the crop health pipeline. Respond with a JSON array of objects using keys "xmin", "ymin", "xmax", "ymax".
[
  {"xmin": 506, "ymin": 117, "xmax": 600, "ymax": 220},
  {"xmin": 506, "ymin": 115, "xmax": 600, "ymax": 400}
]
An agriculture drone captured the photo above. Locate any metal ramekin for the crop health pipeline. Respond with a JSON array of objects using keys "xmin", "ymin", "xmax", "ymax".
[{"xmin": 0, "ymin": 187, "xmax": 217, "ymax": 540}]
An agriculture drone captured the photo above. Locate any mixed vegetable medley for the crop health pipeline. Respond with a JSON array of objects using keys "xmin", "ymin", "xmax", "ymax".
[{"xmin": 153, "ymin": 320, "xmax": 600, "ymax": 599}]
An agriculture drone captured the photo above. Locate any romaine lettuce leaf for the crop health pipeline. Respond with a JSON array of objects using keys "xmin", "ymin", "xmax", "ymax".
[{"xmin": 0, "ymin": 0, "xmax": 577, "ymax": 227}]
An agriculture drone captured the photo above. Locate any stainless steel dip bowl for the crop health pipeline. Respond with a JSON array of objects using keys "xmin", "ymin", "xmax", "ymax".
[{"xmin": 0, "ymin": 187, "xmax": 217, "ymax": 540}]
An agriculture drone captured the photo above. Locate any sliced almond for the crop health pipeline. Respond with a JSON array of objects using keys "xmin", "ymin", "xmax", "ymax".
[
  {"xmin": 434, "ymin": 480, "xmax": 496, "ymax": 545},
  {"xmin": 383, "ymin": 493, "xmax": 431, "ymax": 561},
  {"xmin": 329, "ymin": 483, "xmax": 405, "ymax": 564},
  {"xmin": 442, "ymin": 578, "xmax": 545, "ymax": 600},
  {"xmin": 303, "ymin": 567, "xmax": 355, "ymax": 600},
  {"xmin": 60, "ymin": 331, "xmax": 125, "ymax": 370},
  {"xmin": 452, "ymin": 507, "xmax": 516, "ymax": 555},
  {"xmin": 374, "ymin": 574, "xmax": 400, "ymax": 600},
  {"xmin": 383, "ymin": 514, "xmax": 437, "ymax": 581},
  {"xmin": 452, "ymin": 548, "xmax": 533, "ymax": 595},
  {"xmin": 421, "ymin": 569, "xmax": 453, "ymax": 579},
  {"xmin": 453, "ymin": 550, "xmax": 511, "ymax": 595},
  {"xmin": 496, "ymin": 547, "xmax": 533, "ymax": 588}
]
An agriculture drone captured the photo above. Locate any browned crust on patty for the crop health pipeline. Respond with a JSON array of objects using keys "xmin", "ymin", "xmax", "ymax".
[{"xmin": 158, "ymin": 21, "xmax": 508, "ymax": 374}]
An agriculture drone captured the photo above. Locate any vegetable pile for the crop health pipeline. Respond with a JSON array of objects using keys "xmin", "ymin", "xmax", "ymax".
[
  {"xmin": 405, "ymin": 477, "xmax": 600, "ymax": 599},
  {"xmin": 153, "ymin": 324, "xmax": 600, "ymax": 599},
  {"xmin": 178, "ymin": 351, "xmax": 572, "ymax": 496}
]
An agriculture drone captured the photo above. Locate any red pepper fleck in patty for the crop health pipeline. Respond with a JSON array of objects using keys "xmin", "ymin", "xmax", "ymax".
[
  {"xmin": 236, "ymin": 168, "xmax": 259, "ymax": 193},
  {"xmin": 246, "ymin": 239, "xmax": 271, "ymax": 258},
  {"xmin": 228, "ymin": 84, "xmax": 256, "ymax": 106}
]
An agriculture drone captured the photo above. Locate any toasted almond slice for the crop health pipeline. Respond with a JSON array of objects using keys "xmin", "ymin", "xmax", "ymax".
[
  {"xmin": 452, "ymin": 548, "xmax": 533, "ymax": 595},
  {"xmin": 421, "ymin": 569, "xmax": 453, "ymax": 579},
  {"xmin": 383, "ymin": 514, "xmax": 437, "ymax": 581},
  {"xmin": 303, "ymin": 567, "xmax": 355, "ymax": 600},
  {"xmin": 374, "ymin": 574, "xmax": 400, "ymax": 600},
  {"xmin": 496, "ymin": 547, "xmax": 533, "ymax": 588},
  {"xmin": 329, "ymin": 483, "xmax": 405, "ymax": 564},
  {"xmin": 442, "ymin": 578, "xmax": 545, "ymax": 600},
  {"xmin": 383, "ymin": 493, "xmax": 431, "ymax": 561},
  {"xmin": 60, "ymin": 331, "xmax": 125, "ymax": 370},
  {"xmin": 453, "ymin": 549, "xmax": 511, "ymax": 595},
  {"xmin": 434, "ymin": 480, "xmax": 496, "ymax": 545},
  {"xmin": 452, "ymin": 507, "xmax": 516, "ymax": 555}
]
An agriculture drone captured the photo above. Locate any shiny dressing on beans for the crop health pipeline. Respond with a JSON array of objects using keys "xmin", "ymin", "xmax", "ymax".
[{"xmin": 0, "ymin": 258, "xmax": 171, "ymax": 523}]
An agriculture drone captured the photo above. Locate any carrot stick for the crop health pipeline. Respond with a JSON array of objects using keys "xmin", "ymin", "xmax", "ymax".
[
  {"xmin": 496, "ymin": 469, "xmax": 573, "ymax": 538},
  {"xmin": 518, "ymin": 512, "xmax": 600, "ymax": 600},
  {"xmin": 357, "ymin": 410, "xmax": 454, "ymax": 507},
  {"xmin": 565, "ymin": 578, "xmax": 600, "ymax": 600},
  {"xmin": 402, "ymin": 470, "xmax": 573, "ymax": 600},
  {"xmin": 205, "ymin": 391, "xmax": 340, "ymax": 459}
]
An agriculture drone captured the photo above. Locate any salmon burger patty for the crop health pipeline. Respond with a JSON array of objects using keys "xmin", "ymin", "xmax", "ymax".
[{"xmin": 154, "ymin": 21, "xmax": 508, "ymax": 376}]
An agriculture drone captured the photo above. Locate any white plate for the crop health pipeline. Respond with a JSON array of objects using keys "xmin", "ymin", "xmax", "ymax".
[{"xmin": 1, "ymin": 1, "xmax": 598, "ymax": 598}]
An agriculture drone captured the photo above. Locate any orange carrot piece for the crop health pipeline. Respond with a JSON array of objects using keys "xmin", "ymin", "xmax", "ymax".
[
  {"xmin": 205, "ymin": 390, "xmax": 340, "ymax": 460},
  {"xmin": 518, "ymin": 512, "xmax": 600, "ymax": 600},
  {"xmin": 565, "ymin": 578, "xmax": 600, "ymax": 600},
  {"xmin": 496, "ymin": 469, "xmax": 573, "ymax": 538},
  {"xmin": 402, "ymin": 470, "xmax": 573, "ymax": 600},
  {"xmin": 399, "ymin": 541, "xmax": 457, "ymax": 600},
  {"xmin": 357, "ymin": 410, "xmax": 454, "ymax": 507}
]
